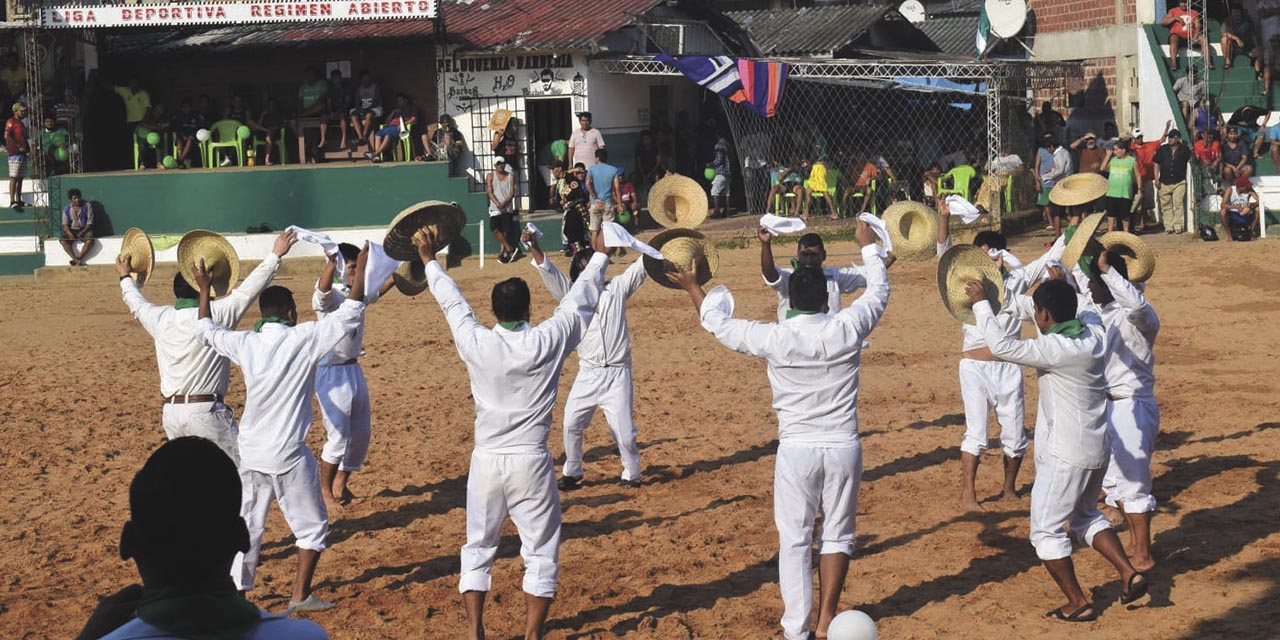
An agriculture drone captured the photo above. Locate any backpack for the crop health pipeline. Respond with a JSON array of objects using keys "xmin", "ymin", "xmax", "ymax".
[
  {"xmin": 1230, "ymin": 224, "xmax": 1254, "ymax": 242},
  {"xmin": 1199, "ymin": 224, "xmax": 1219, "ymax": 241}
]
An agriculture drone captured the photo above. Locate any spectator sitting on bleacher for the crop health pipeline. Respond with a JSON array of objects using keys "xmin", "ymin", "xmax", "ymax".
[
  {"xmin": 348, "ymin": 69, "xmax": 382, "ymax": 144},
  {"xmin": 1221, "ymin": 126, "xmax": 1254, "ymax": 182},
  {"xmin": 319, "ymin": 69, "xmax": 353, "ymax": 152},
  {"xmin": 219, "ymin": 95, "xmax": 254, "ymax": 167},
  {"xmin": 1253, "ymin": 113, "xmax": 1280, "ymax": 169},
  {"xmin": 1162, "ymin": 0, "xmax": 1214, "ymax": 72},
  {"xmin": 363, "ymin": 94, "xmax": 419, "ymax": 164},
  {"xmin": 170, "ymin": 97, "xmax": 208, "ymax": 170},
  {"xmin": 59, "ymin": 188, "xmax": 95, "ymax": 266},
  {"xmin": 1220, "ymin": 176, "xmax": 1260, "ymax": 241},
  {"xmin": 1191, "ymin": 97, "xmax": 1222, "ymax": 138},
  {"xmin": 1222, "ymin": 4, "xmax": 1262, "ymax": 75},
  {"xmin": 1172, "ymin": 74, "xmax": 1205, "ymax": 124},
  {"xmin": 248, "ymin": 98, "xmax": 282, "ymax": 166},
  {"xmin": 40, "ymin": 115, "xmax": 69, "ymax": 176},
  {"xmin": 1193, "ymin": 130, "xmax": 1223, "ymax": 180}
]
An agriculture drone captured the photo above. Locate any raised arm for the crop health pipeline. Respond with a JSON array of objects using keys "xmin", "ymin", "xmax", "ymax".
[
  {"xmin": 312, "ymin": 253, "xmax": 343, "ymax": 313},
  {"xmin": 419, "ymin": 227, "xmax": 482, "ymax": 360},
  {"xmin": 213, "ymin": 230, "xmax": 296, "ymax": 326},
  {"xmin": 697, "ymin": 284, "xmax": 775, "ymax": 359},
  {"xmin": 758, "ymin": 226, "xmax": 780, "ymax": 284},
  {"xmin": 538, "ymin": 251, "xmax": 610, "ymax": 349},
  {"xmin": 1098, "ymin": 254, "xmax": 1159, "ymax": 335},
  {"xmin": 192, "ymin": 258, "xmax": 250, "ymax": 364},
  {"xmin": 834, "ymin": 225, "xmax": 889, "ymax": 337},
  {"xmin": 973, "ymin": 297, "xmax": 1063, "ymax": 368},
  {"xmin": 610, "ymin": 257, "xmax": 649, "ymax": 301},
  {"xmin": 116, "ymin": 255, "xmax": 165, "ymax": 336}
]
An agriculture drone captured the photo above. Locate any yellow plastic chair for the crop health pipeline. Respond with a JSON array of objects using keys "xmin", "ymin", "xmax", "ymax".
[
  {"xmin": 205, "ymin": 119, "xmax": 245, "ymax": 168},
  {"xmin": 938, "ymin": 164, "xmax": 976, "ymax": 199}
]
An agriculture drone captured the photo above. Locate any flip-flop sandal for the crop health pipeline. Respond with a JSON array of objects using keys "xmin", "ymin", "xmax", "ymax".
[
  {"xmin": 1120, "ymin": 572, "xmax": 1149, "ymax": 604},
  {"xmin": 1045, "ymin": 604, "xmax": 1098, "ymax": 622}
]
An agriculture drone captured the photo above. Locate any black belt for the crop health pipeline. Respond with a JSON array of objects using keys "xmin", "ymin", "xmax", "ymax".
[{"xmin": 164, "ymin": 394, "xmax": 222, "ymax": 405}]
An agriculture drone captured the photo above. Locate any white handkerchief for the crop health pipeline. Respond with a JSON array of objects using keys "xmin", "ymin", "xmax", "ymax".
[
  {"xmin": 946, "ymin": 195, "xmax": 982, "ymax": 223},
  {"xmin": 759, "ymin": 214, "xmax": 807, "ymax": 236},
  {"xmin": 602, "ymin": 222, "xmax": 664, "ymax": 260},
  {"xmin": 988, "ymin": 248, "xmax": 1024, "ymax": 270},
  {"xmin": 363, "ymin": 241, "xmax": 401, "ymax": 305},
  {"xmin": 857, "ymin": 212, "xmax": 892, "ymax": 258},
  {"xmin": 1039, "ymin": 259, "xmax": 1079, "ymax": 291},
  {"xmin": 287, "ymin": 225, "xmax": 339, "ymax": 257},
  {"xmin": 521, "ymin": 222, "xmax": 543, "ymax": 248}
]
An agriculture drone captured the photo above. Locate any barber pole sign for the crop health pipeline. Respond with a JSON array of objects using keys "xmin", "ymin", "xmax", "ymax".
[{"xmin": 43, "ymin": 0, "xmax": 437, "ymax": 28}]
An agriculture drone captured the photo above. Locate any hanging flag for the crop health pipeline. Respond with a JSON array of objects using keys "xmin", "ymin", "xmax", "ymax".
[
  {"xmin": 976, "ymin": 2, "xmax": 992, "ymax": 57},
  {"xmin": 654, "ymin": 54, "xmax": 789, "ymax": 118},
  {"xmin": 736, "ymin": 59, "xmax": 789, "ymax": 118},
  {"xmin": 654, "ymin": 54, "xmax": 746, "ymax": 102}
]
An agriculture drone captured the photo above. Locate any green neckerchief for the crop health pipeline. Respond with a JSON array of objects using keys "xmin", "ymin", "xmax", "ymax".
[
  {"xmin": 1061, "ymin": 223, "xmax": 1095, "ymax": 273},
  {"xmin": 497, "ymin": 320, "xmax": 528, "ymax": 331},
  {"xmin": 785, "ymin": 309, "xmax": 821, "ymax": 319},
  {"xmin": 252, "ymin": 316, "xmax": 294, "ymax": 332},
  {"xmin": 789, "ymin": 257, "xmax": 800, "ymax": 270},
  {"xmin": 173, "ymin": 298, "xmax": 198, "ymax": 310},
  {"xmin": 136, "ymin": 580, "xmax": 261, "ymax": 640},
  {"xmin": 1047, "ymin": 318, "xmax": 1087, "ymax": 337}
]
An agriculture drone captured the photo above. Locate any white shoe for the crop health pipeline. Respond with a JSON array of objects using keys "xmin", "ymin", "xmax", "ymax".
[
  {"xmin": 220, "ymin": 157, "xmax": 233, "ymax": 167},
  {"xmin": 286, "ymin": 594, "xmax": 335, "ymax": 614}
]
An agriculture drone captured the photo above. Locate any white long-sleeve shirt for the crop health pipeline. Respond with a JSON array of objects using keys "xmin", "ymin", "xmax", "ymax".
[
  {"xmin": 959, "ymin": 235, "xmax": 1066, "ymax": 351},
  {"xmin": 533, "ymin": 256, "xmax": 645, "ymax": 369},
  {"xmin": 975, "ymin": 301, "xmax": 1108, "ymax": 469},
  {"xmin": 120, "ymin": 255, "xmax": 281, "ymax": 398},
  {"xmin": 429, "ymin": 254, "xmax": 609, "ymax": 454},
  {"xmin": 1077, "ymin": 269, "xmax": 1159, "ymax": 399},
  {"xmin": 764, "ymin": 265, "xmax": 866, "ymax": 323},
  {"xmin": 702, "ymin": 245, "xmax": 889, "ymax": 446},
  {"xmin": 196, "ymin": 299, "xmax": 365, "ymax": 474},
  {"xmin": 312, "ymin": 283, "xmax": 366, "ymax": 365}
]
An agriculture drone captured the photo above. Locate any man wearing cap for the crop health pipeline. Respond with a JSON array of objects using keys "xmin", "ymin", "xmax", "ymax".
[
  {"xmin": 5, "ymin": 102, "xmax": 28, "ymax": 209},
  {"xmin": 668, "ymin": 220, "xmax": 887, "ymax": 640},
  {"xmin": 193, "ymin": 243, "xmax": 370, "ymax": 612},
  {"xmin": 522, "ymin": 227, "xmax": 647, "ymax": 490},
  {"xmin": 416, "ymin": 225, "xmax": 610, "ymax": 640},
  {"xmin": 1130, "ymin": 121, "xmax": 1170, "ymax": 232},
  {"xmin": 76, "ymin": 437, "xmax": 329, "ymax": 640},
  {"xmin": 1070, "ymin": 132, "xmax": 1107, "ymax": 176},
  {"xmin": 486, "ymin": 155, "xmax": 521, "ymax": 263},
  {"xmin": 116, "ymin": 231, "xmax": 297, "ymax": 463},
  {"xmin": 1153, "ymin": 128, "xmax": 1192, "ymax": 233},
  {"xmin": 1221, "ymin": 175, "xmax": 1261, "ymax": 241},
  {"xmin": 568, "ymin": 111, "xmax": 604, "ymax": 169}
]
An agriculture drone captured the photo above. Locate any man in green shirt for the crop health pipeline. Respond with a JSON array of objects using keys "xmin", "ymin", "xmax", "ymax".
[
  {"xmin": 298, "ymin": 66, "xmax": 329, "ymax": 117},
  {"xmin": 1100, "ymin": 140, "xmax": 1139, "ymax": 233}
]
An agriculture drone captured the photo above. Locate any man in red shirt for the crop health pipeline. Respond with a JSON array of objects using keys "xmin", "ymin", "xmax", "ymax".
[
  {"xmin": 1193, "ymin": 130, "xmax": 1222, "ymax": 180},
  {"xmin": 5, "ymin": 102, "xmax": 28, "ymax": 210},
  {"xmin": 1161, "ymin": 0, "xmax": 1214, "ymax": 72},
  {"xmin": 1130, "ymin": 122, "xmax": 1170, "ymax": 232}
]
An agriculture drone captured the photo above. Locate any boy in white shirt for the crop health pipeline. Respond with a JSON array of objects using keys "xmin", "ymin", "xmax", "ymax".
[{"xmin": 193, "ymin": 247, "xmax": 369, "ymax": 612}]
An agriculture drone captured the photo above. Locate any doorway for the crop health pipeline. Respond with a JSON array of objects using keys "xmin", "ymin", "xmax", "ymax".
[{"xmin": 526, "ymin": 97, "xmax": 572, "ymax": 210}]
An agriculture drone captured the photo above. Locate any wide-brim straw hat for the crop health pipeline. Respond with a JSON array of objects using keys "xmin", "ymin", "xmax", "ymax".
[
  {"xmin": 121, "ymin": 227, "xmax": 155, "ymax": 287},
  {"xmin": 383, "ymin": 201, "xmax": 466, "ymax": 262},
  {"xmin": 177, "ymin": 229, "xmax": 240, "ymax": 298},
  {"xmin": 882, "ymin": 201, "xmax": 939, "ymax": 261},
  {"xmin": 1049, "ymin": 173, "xmax": 1109, "ymax": 207},
  {"xmin": 1061, "ymin": 212, "xmax": 1107, "ymax": 272},
  {"xmin": 1098, "ymin": 231, "xmax": 1156, "ymax": 283},
  {"xmin": 647, "ymin": 175, "xmax": 708, "ymax": 229},
  {"xmin": 489, "ymin": 108, "xmax": 514, "ymax": 132},
  {"xmin": 392, "ymin": 259, "xmax": 429, "ymax": 296},
  {"xmin": 937, "ymin": 244, "xmax": 1005, "ymax": 325},
  {"xmin": 643, "ymin": 228, "xmax": 719, "ymax": 290}
]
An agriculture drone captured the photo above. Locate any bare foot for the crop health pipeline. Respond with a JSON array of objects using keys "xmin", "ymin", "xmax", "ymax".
[
  {"xmin": 322, "ymin": 493, "xmax": 341, "ymax": 519},
  {"xmin": 337, "ymin": 487, "xmax": 356, "ymax": 506},
  {"xmin": 958, "ymin": 498, "xmax": 985, "ymax": 513},
  {"xmin": 1129, "ymin": 555, "xmax": 1156, "ymax": 573},
  {"xmin": 997, "ymin": 489, "xmax": 1021, "ymax": 502}
]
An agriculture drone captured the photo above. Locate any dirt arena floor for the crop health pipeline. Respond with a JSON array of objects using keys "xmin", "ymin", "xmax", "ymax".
[{"xmin": 2, "ymin": 229, "xmax": 1279, "ymax": 639}]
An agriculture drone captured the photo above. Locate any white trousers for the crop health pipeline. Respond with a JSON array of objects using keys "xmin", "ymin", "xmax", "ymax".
[
  {"xmin": 958, "ymin": 359, "xmax": 1027, "ymax": 458},
  {"xmin": 162, "ymin": 401, "xmax": 239, "ymax": 465},
  {"xmin": 316, "ymin": 363, "xmax": 372, "ymax": 472},
  {"xmin": 459, "ymin": 449, "xmax": 561, "ymax": 598},
  {"xmin": 1029, "ymin": 455, "xmax": 1111, "ymax": 561},
  {"xmin": 232, "ymin": 450, "xmax": 329, "ymax": 591},
  {"xmin": 775, "ymin": 443, "xmax": 862, "ymax": 640},
  {"xmin": 562, "ymin": 365, "xmax": 641, "ymax": 482},
  {"xmin": 1102, "ymin": 397, "xmax": 1160, "ymax": 514}
]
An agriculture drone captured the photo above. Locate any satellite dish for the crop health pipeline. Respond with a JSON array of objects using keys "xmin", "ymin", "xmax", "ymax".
[
  {"xmin": 899, "ymin": 0, "xmax": 926, "ymax": 24},
  {"xmin": 985, "ymin": 0, "xmax": 1028, "ymax": 39}
]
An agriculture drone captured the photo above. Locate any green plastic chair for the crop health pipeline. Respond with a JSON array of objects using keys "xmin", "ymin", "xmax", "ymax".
[
  {"xmin": 379, "ymin": 119, "xmax": 414, "ymax": 162},
  {"xmin": 252, "ymin": 127, "xmax": 288, "ymax": 165},
  {"xmin": 938, "ymin": 164, "xmax": 977, "ymax": 200},
  {"xmin": 205, "ymin": 119, "xmax": 245, "ymax": 168},
  {"xmin": 1004, "ymin": 174, "xmax": 1014, "ymax": 214}
]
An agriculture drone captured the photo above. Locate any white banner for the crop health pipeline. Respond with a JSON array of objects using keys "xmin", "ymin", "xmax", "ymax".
[{"xmin": 43, "ymin": 0, "xmax": 437, "ymax": 28}]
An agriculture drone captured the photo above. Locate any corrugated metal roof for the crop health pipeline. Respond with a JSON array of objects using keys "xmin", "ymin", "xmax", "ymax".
[
  {"xmin": 726, "ymin": 6, "xmax": 892, "ymax": 57},
  {"xmin": 106, "ymin": 0, "xmax": 661, "ymax": 56},
  {"xmin": 917, "ymin": 13, "xmax": 980, "ymax": 57}
]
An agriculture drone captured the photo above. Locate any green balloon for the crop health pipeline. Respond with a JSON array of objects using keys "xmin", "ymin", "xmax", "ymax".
[
  {"xmin": 53, "ymin": 146, "xmax": 69, "ymax": 161},
  {"xmin": 146, "ymin": 132, "xmax": 160, "ymax": 146},
  {"xmin": 704, "ymin": 167, "xmax": 716, "ymax": 181},
  {"xmin": 162, "ymin": 155, "xmax": 177, "ymax": 169},
  {"xmin": 135, "ymin": 126, "xmax": 149, "ymax": 140},
  {"xmin": 550, "ymin": 139, "xmax": 567, "ymax": 160},
  {"xmin": 237, "ymin": 125, "xmax": 252, "ymax": 140},
  {"xmin": 617, "ymin": 209, "xmax": 632, "ymax": 225},
  {"xmin": 50, "ymin": 132, "xmax": 67, "ymax": 147}
]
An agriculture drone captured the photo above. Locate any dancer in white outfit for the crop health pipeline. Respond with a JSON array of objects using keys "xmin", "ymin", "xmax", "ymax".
[
  {"xmin": 194, "ymin": 246, "xmax": 369, "ymax": 612},
  {"xmin": 673, "ymin": 221, "xmax": 888, "ymax": 640},
  {"xmin": 522, "ymin": 229, "xmax": 647, "ymax": 489},
  {"xmin": 115, "ymin": 231, "xmax": 294, "ymax": 463},
  {"xmin": 971, "ymin": 278, "xmax": 1148, "ymax": 622},
  {"xmin": 759, "ymin": 229, "xmax": 866, "ymax": 322},
  {"xmin": 418, "ymin": 227, "xmax": 609, "ymax": 640}
]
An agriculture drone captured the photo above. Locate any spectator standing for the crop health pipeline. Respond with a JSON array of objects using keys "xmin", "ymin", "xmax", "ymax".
[
  {"xmin": 1131, "ymin": 123, "xmax": 1171, "ymax": 232},
  {"xmin": 319, "ymin": 69, "xmax": 353, "ymax": 151},
  {"xmin": 634, "ymin": 129, "xmax": 665, "ymax": 207},
  {"xmin": 568, "ymin": 111, "xmax": 604, "ymax": 169},
  {"xmin": 39, "ymin": 115, "xmax": 69, "ymax": 175},
  {"xmin": 1036, "ymin": 101, "xmax": 1067, "ymax": 143},
  {"xmin": 348, "ymin": 69, "xmax": 383, "ymax": 143},
  {"xmin": 58, "ymin": 188, "xmax": 94, "ymax": 265},
  {"xmin": 101, "ymin": 76, "xmax": 151, "ymax": 169},
  {"xmin": 248, "ymin": 98, "xmax": 283, "ymax": 166},
  {"xmin": 1193, "ymin": 130, "xmax": 1223, "ymax": 180},
  {"xmin": 586, "ymin": 148, "xmax": 622, "ymax": 234},
  {"xmin": 1101, "ymin": 141, "xmax": 1139, "ymax": 233},
  {"xmin": 708, "ymin": 128, "xmax": 732, "ymax": 219},
  {"xmin": 1221, "ymin": 5, "xmax": 1262, "ymax": 75},
  {"xmin": 1220, "ymin": 127, "xmax": 1253, "ymax": 182},
  {"xmin": 1171, "ymin": 74, "xmax": 1204, "ymax": 124},
  {"xmin": 1072, "ymin": 132, "xmax": 1108, "ymax": 175},
  {"xmin": 5, "ymin": 102, "xmax": 27, "ymax": 209},
  {"xmin": 1153, "ymin": 129, "xmax": 1192, "ymax": 233},
  {"xmin": 1220, "ymin": 175, "xmax": 1260, "ymax": 240},
  {"xmin": 741, "ymin": 130, "xmax": 769, "ymax": 213},
  {"xmin": 0, "ymin": 54, "xmax": 26, "ymax": 105},
  {"xmin": 1037, "ymin": 134, "xmax": 1073, "ymax": 237},
  {"xmin": 426, "ymin": 114, "xmax": 465, "ymax": 174},
  {"xmin": 491, "ymin": 118, "xmax": 520, "ymax": 171},
  {"xmin": 1259, "ymin": 0, "xmax": 1280, "ymax": 99},
  {"xmin": 1161, "ymin": 0, "xmax": 1214, "ymax": 72},
  {"xmin": 170, "ymin": 98, "xmax": 209, "ymax": 169},
  {"xmin": 487, "ymin": 156, "xmax": 520, "ymax": 263}
]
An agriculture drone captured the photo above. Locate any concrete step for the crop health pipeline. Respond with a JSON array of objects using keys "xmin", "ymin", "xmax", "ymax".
[
  {"xmin": 0, "ymin": 251, "xmax": 44, "ymax": 276},
  {"xmin": 0, "ymin": 218, "xmax": 38, "ymax": 237}
]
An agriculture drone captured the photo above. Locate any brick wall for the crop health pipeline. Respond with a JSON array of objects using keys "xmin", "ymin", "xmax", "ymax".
[{"xmin": 1035, "ymin": 0, "xmax": 1141, "ymax": 33}]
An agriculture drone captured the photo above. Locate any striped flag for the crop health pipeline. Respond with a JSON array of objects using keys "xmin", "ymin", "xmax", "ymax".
[
  {"xmin": 655, "ymin": 54, "xmax": 789, "ymax": 118},
  {"xmin": 976, "ymin": 2, "xmax": 991, "ymax": 57}
]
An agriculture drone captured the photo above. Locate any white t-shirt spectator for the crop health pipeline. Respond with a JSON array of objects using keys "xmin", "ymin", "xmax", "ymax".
[
  {"xmin": 569, "ymin": 127, "xmax": 605, "ymax": 168},
  {"xmin": 1261, "ymin": 0, "xmax": 1280, "ymax": 40}
]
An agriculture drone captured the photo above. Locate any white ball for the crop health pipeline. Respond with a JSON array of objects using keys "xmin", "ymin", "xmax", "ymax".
[
  {"xmin": 827, "ymin": 610, "xmax": 877, "ymax": 640},
  {"xmin": 196, "ymin": 128, "xmax": 211, "ymax": 142}
]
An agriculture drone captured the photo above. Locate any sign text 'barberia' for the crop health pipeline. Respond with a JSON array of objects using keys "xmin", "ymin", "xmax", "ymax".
[
  {"xmin": 436, "ymin": 55, "xmax": 575, "ymax": 74},
  {"xmin": 43, "ymin": 0, "xmax": 437, "ymax": 28}
]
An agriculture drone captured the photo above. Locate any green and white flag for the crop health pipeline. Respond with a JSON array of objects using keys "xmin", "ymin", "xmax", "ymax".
[{"xmin": 976, "ymin": 2, "xmax": 991, "ymax": 57}]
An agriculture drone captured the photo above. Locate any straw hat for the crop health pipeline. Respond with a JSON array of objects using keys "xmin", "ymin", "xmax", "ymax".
[
  {"xmin": 120, "ymin": 227, "xmax": 155, "ymax": 287},
  {"xmin": 647, "ymin": 175, "xmax": 708, "ymax": 229},
  {"xmin": 937, "ymin": 244, "xmax": 1005, "ymax": 325},
  {"xmin": 383, "ymin": 201, "xmax": 467, "ymax": 262},
  {"xmin": 643, "ymin": 228, "xmax": 720, "ymax": 289},
  {"xmin": 392, "ymin": 259, "xmax": 429, "ymax": 296},
  {"xmin": 1061, "ymin": 212, "xmax": 1106, "ymax": 272},
  {"xmin": 177, "ymin": 229, "xmax": 240, "ymax": 298},
  {"xmin": 1049, "ymin": 173, "xmax": 1109, "ymax": 207},
  {"xmin": 1098, "ymin": 231, "xmax": 1156, "ymax": 282},
  {"xmin": 488, "ymin": 109, "xmax": 514, "ymax": 132},
  {"xmin": 882, "ymin": 201, "xmax": 939, "ymax": 261}
]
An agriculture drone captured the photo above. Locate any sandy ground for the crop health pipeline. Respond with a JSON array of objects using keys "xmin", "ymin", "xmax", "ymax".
[{"xmin": 2, "ymin": 230, "xmax": 1279, "ymax": 640}]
